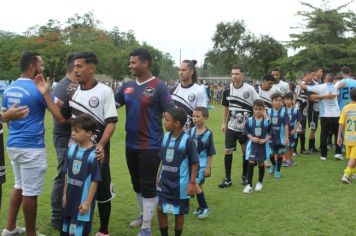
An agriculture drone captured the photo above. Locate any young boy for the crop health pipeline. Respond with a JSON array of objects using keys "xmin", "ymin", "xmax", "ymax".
[
  {"xmin": 243, "ymin": 99, "xmax": 272, "ymax": 193},
  {"xmin": 190, "ymin": 107, "xmax": 216, "ymax": 219},
  {"xmin": 283, "ymin": 92, "xmax": 302, "ymax": 167},
  {"xmin": 62, "ymin": 114, "xmax": 102, "ymax": 236},
  {"xmin": 267, "ymin": 93, "xmax": 290, "ymax": 178},
  {"xmin": 338, "ymin": 89, "xmax": 356, "ymax": 184},
  {"xmin": 157, "ymin": 107, "xmax": 199, "ymax": 236}
]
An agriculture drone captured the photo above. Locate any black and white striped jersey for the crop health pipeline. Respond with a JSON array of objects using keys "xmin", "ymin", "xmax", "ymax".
[
  {"xmin": 272, "ymin": 80, "xmax": 290, "ymax": 95},
  {"xmin": 255, "ymin": 85, "xmax": 273, "ymax": 109}
]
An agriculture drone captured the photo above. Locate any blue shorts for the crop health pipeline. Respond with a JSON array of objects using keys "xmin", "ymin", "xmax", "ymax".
[
  {"xmin": 196, "ymin": 167, "xmax": 206, "ymax": 185},
  {"xmin": 158, "ymin": 196, "xmax": 190, "ymax": 215},
  {"xmin": 288, "ymin": 136, "xmax": 296, "ymax": 149},
  {"xmin": 270, "ymin": 144, "xmax": 286, "ymax": 155},
  {"xmin": 61, "ymin": 217, "xmax": 92, "ymax": 236}
]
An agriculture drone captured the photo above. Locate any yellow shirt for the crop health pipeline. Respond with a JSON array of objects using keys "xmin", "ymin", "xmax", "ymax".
[{"xmin": 339, "ymin": 103, "xmax": 356, "ymax": 146}]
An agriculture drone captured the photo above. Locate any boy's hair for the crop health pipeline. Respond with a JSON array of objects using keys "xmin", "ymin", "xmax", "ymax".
[
  {"xmin": 129, "ymin": 48, "xmax": 152, "ymax": 68},
  {"xmin": 284, "ymin": 92, "xmax": 294, "ymax": 100},
  {"xmin": 74, "ymin": 52, "xmax": 98, "ymax": 65},
  {"xmin": 71, "ymin": 114, "xmax": 97, "ymax": 134},
  {"xmin": 350, "ymin": 88, "xmax": 356, "ymax": 101},
  {"xmin": 271, "ymin": 92, "xmax": 283, "ymax": 101},
  {"xmin": 262, "ymin": 74, "xmax": 275, "ymax": 82},
  {"xmin": 341, "ymin": 66, "xmax": 351, "ymax": 75},
  {"xmin": 231, "ymin": 64, "xmax": 244, "ymax": 72},
  {"xmin": 166, "ymin": 107, "xmax": 187, "ymax": 127},
  {"xmin": 253, "ymin": 99, "xmax": 265, "ymax": 108},
  {"xmin": 20, "ymin": 51, "xmax": 40, "ymax": 72},
  {"xmin": 66, "ymin": 53, "xmax": 77, "ymax": 73},
  {"xmin": 194, "ymin": 106, "xmax": 209, "ymax": 118},
  {"xmin": 304, "ymin": 68, "xmax": 314, "ymax": 76}
]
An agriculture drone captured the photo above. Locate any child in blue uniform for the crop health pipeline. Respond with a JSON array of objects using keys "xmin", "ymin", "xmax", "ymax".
[
  {"xmin": 190, "ymin": 107, "xmax": 216, "ymax": 219},
  {"xmin": 62, "ymin": 114, "xmax": 102, "ymax": 236},
  {"xmin": 284, "ymin": 93, "xmax": 302, "ymax": 167},
  {"xmin": 157, "ymin": 107, "xmax": 199, "ymax": 236},
  {"xmin": 267, "ymin": 93, "xmax": 290, "ymax": 179},
  {"xmin": 243, "ymin": 100, "xmax": 272, "ymax": 193}
]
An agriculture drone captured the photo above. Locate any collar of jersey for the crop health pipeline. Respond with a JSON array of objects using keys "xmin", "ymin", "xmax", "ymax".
[
  {"xmin": 232, "ymin": 82, "xmax": 244, "ymax": 89},
  {"xmin": 180, "ymin": 82, "xmax": 195, "ymax": 89},
  {"xmin": 136, "ymin": 77, "xmax": 156, "ymax": 86},
  {"xmin": 18, "ymin": 77, "xmax": 33, "ymax": 81},
  {"xmin": 80, "ymin": 80, "xmax": 98, "ymax": 90}
]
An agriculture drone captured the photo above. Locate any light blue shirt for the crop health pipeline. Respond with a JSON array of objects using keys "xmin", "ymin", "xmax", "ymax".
[
  {"xmin": 337, "ymin": 78, "xmax": 356, "ymax": 110},
  {"xmin": 307, "ymin": 83, "xmax": 340, "ymax": 117}
]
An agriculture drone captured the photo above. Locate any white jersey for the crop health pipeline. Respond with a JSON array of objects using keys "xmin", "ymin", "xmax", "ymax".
[
  {"xmin": 65, "ymin": 81, "xmax": 118, "ymax": 142},
  {"xmin": 222, "ymin": 82, "xmax": 260, "ymax": 132},
  {"xmin": 256, "ymin": 85, "xmax": 273, "ymax": 109},
  {"xmin": 272, "ymin": 80, "xmax": 290, "ymax": 95},
  {"xmin": 172, "ymin": 82, "xmax": 207, "ymax": 131}
]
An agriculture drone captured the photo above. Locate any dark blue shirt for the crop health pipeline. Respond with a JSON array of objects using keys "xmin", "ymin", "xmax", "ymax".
[
  {"xmin": 267, "ymin": 107, "xmax": 290, "ymax": 146},
  {"xmin": 189, "ymin": 127, "xmax": 216, "ymax": 168}
]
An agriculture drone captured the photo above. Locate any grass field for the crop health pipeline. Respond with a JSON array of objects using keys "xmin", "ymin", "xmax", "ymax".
[{"xmin": 0, "ymin": 104, "xmax": 355, "ymax": 236}]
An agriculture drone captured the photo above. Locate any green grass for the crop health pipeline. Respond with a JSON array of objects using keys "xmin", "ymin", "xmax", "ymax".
[{"xmin": 0, "ymin": 105, "xmax": 355, "ymax": 236}]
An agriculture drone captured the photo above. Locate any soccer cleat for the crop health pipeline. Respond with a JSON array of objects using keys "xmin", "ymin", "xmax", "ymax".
[
  {"xmin": 1, "ymin": 226, "xmax": 26, "ymax": 236},
  {"xmin": 320, "ymin": 156, "xmax": 327, "ymax": 161},
  {"xmin": 255, "ymin": 182, "xmax": 263, "ymax": 191},
  {"xmin": 352, "ymin": 174, "xmax": 356, "ymax": 180},
  {"xmin": 197, "ymin": 208, "xmax": 211, "ymax": 219},
  {"xmin": 269, "ymin": 164, "xmax": 275, "ymax": 174},
  {"xmin": 334, "ymin": 154, "xmax": 343, "ymax": 160},
  {"xmin": 129, "ymin": 215, "xmax": 143, "ymax": 228},
  {"xmin": 293, "ymin": 152, "xmax": 299, "ymax": 157},
  {"xmin": 240, "ymin": 176, "xmax": 248, "ymax": 185},
  {"xmin": 300, "ymin": 149, "xmax": 309, "ymax": 155},
  {"xmin": 341, "ymin": 175, "xmax": 351, "ymax": 184},
  {"xmin": 193, "ymin": 208, "xmax": 203, "ymax": 215},
  {"xmin": 95, "ymin": 233, "xmax": 109, "ymax": 236},
  {"xmin": 243, "ymin": 184, "xmax": 253, "ymax": 194},
  {"xmin": 138, "ymin": 228, "xmax": 152, "ymax": 236},
  {"xmin": 218, "ymin": 178, "xmax": 232, "ymax": 188},
  {"xmin": 274, "ymin": 171, "xmax": 281, "ymax": 179}
]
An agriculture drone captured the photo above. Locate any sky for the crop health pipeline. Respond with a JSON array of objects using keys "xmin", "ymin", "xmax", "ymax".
[{"xmin": 1, "ymin": 0, "xmax": 355, "ymax": 66}]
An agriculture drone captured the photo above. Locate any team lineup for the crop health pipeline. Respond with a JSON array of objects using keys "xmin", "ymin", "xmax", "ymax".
[{"xmin": 0, "ymin": 49, "xmax": 355, "ymax": 236}]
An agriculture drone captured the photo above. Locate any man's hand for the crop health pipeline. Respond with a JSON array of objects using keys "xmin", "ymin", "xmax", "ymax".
[
  {"xmin": 221, "ymin": 124, "xmax": 226, "ymax": 133},
  {"xmin": 95, "ymin": 144, "xmax": 105, "ymax": 163},
  {"xmin": 251, "ymin": 137, "xmax": 260, "ymax": 143},
  {"xmin": 337, "ymin": 136, "xmax": 342, "ymax": 147},
  {"xmin": 62, "ymin": 195, "xmax": 67, "ymax": 208},
  {"xmin": 34, "ymin": 74, "xmax": 51, "ymax": 95},
  {"xmin": 2, "ymin": 104, "xmax": 29, "ymax": 122}
]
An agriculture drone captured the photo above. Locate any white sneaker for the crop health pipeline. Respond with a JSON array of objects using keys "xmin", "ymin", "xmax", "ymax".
[
  {"xmin": 1, "ymin": 227, "xmax": 26, "ymax": 236},
  {"xmin": 334, "ymin": 154, "xmax": 343, "ymax": 160},
  {"xmin": 255, "ymin": 182, "xmax": 263, "ymax": 191},
  {"xmin": 341, "ymin": 175, "xmax": 351, "ymax": 184},
  {"xmin": 320, "ymin": 156, "xmax": 327, "ymax": 161},
  {"xmin": 243, "ymin": 184, "xmax": 252, "ymax": 194}
]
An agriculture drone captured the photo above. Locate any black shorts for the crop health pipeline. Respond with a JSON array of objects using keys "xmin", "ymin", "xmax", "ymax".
[
  {"xmin": 225, "ymin": 129, "xmax": 247, "ymax": 150},
  {"xmin": 96, "ymin": 145, "xmax": 115, "ymax": 203},
  {"xmin": 307, "ymin": 105, "xmax": 319, "ymax": 130}
]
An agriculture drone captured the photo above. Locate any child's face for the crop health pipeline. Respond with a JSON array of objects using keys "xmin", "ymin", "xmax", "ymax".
[
  {"xmin": 71, "ymin": 126, "xmax": 92, "ymax": 144},
  {"xmin": 284, "ymin": 98, "xmax": 293, "ymax": 107},
  {"xmin": 192, "ymin": 111, "xmax": 207, "ymax": 127},
  {"xmin": 164, "ymin": 113, "xmax": 176, "ymax": 132},
  {"xmin": 272, "ymin": 97, "xmax": 283, "ymax": 109},
  {"xmin": 253, "ymin": 106, "xmax": 265, "ymax": 118}
]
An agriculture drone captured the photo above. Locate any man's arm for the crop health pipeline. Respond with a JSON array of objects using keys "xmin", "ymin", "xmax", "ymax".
[
  {"xmin": 96, "ymin": 122, "xmax": 116, "ymax": 162},
  {"xmin": 1, "ymin": 104, "xmax": 29, "ymax": 122},
  {"xmin": 221, "ymin": 106, "xmax": 229, "ymax": 133}
]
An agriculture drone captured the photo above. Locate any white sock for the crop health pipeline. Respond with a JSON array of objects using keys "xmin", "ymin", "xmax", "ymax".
[
  {"xmin": 136, "ymin": 193, "xmax": 143, "ymax": 216},
  {"xmin": 141, "ymin": 197, "xmax": 158, "ymax": 229}
]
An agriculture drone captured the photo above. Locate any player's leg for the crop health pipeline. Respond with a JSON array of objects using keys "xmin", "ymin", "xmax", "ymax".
[
  {"xmin": 239, "ymin": 138, "xmax": 248, "ymax": 185},
  {"xmin": 174, "ymin": 215, "xmax": 184, "ymax": 236},
  {"xmin": 275, "ymin": 147, "xmax": 285, "ymax": 178},
  {"xmin": 342, "ymin": 146, "xmax": 356, "ymax": 184},
  {"xmin": 331, "ymin": 118, "xmax": 342, "ymax": 159},
  {"xmin": 319, "ymin": 117, "xmax": 329, "ymax": 160},
  {"xmin": 218, "ymin": 129, "xmax": 236, "ymax": 188},
  {"xmin": 194, "ymin": 168, "xmax": 205, "ymax": 216},
  {"xmin": 157, "ymin": 205, "xmax": 168, "ymax": 236}
]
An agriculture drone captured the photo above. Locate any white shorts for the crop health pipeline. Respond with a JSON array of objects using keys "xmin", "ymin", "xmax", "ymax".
[{"xmin": 7, "ymin": 147, "xmax": 47, "ymax": 196}]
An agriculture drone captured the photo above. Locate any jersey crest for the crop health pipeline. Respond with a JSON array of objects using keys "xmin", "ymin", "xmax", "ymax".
[
  {"xmin": 166, "ymin": 149, "xmax": 174, "ymax": 162},
  {"xmin": 188, "ymin": 93, "xmax": 196, "ymax": 102},
  {"xmin": 143, "ymin": 87, "xmax": 155, "ymax": 97},
  {"xmin": 255, "ymin": 127, "xmax": 262, "ymax": 136},
  {"xmin": 243, "ymin": 91, "xmax": 250, "ymax": 99},
  {"xmin": 89, "ymin": 96, "xmax": 99, "ymax": 108},
  {"xmin": 72, "ymin": 160, "xmax": 82, "ymax": 175}
]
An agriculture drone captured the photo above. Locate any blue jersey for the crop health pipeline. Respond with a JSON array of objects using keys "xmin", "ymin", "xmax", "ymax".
[
  {"xmin": 115, "ymin": 78, "xmax": 174, "ymax": 149},
  {"xmin": 2, "ymin": 78, "xmax": 47, "ymax": 148},
  {"xmin": 267, "ymin": 107, "xmax": 290, "ymax": 146},
  {"xmin": 338, "ymin": 78, "xmax": 356, "ymax": 110},
  {"xmin": 64, "ymin": 144, "xmax": 102, "ymax": 222},
  {"xmin": 157, "ymin": 132, "xmax": 199, "ymax": 200},
  {"xmin": 244, "ymin": 117, "xmax": 272, "ymax": 161},
  {"xmin": 286, "ymin": 107, "xmax": 302, "ymax": 139},
  {"xmin": 189, "ymin": 127, "xmax": 216, "ymax": 168}
]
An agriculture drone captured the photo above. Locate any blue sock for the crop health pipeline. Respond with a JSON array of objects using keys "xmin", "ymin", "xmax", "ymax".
[{"xmin": 197, "ymin": 192, "xmax": 208, "ymax": 209}]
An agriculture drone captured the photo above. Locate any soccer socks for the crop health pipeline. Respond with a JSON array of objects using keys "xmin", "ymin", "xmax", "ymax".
[
  {"xmin": 247, "ymin": 162, "xmax": 255, "ymax": 186},
  {"xmin": 276, "ymin": 157, "xmax": 283, "ymax": 172},
  {"xmin": 175, "ymin": 229, "xmax": 183, "ymax": 236},
  {"xmin": 300, "ymin": 133, "xmax": 306, "ymax": 151},
  {"xmin": 309, "ymin": 138, "xmax": 316, "ymax": 150},
  {"xmin": 345, "ymin": 167, "xmax": 353, "ymax": 177},
  {"xmin": 141, "ymin": 197, "xmax": 158, "ymax": 229},
  {"xmin": 224, "ymin": 154, "xmax": 233, "ymax": 180},
  {"xmin": 242, "ymin": 155, "xmax": 248, "ymax": 177},
  {"xmin": 270, "ymin": 155, "xmax": 276, "ymax": 166},
  {"xmin": 98, "ymin": 201, "xmax": 111, "ymax": 234},
  {"xmin": 197, "ymin": 192, "xmax": 208, "ymax": 209},
  {"xmin": 258, "ymin": 165, "xmax": 265, "ymax": 183},
  {"xmin": 160, "ymin": 227, "xmax": 168, "ymax": 236},
  {"xmin": 136, "ymin": 192, "xmax": 143, "ymax": 215}
]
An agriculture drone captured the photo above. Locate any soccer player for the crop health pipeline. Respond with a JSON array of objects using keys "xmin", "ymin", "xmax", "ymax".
[
  {"xmin": 62, "ymin": 114, "xmax": 102, "ymax": 236},
  {"xmin": 172, "ymin": 60, "xmax": 207, "ymax": 132},
  {"xmin": 271, "ymin": 69, "xmax": 290, "ymax": 95},
  {"xmin": 243, "ymin": 99, "xmax": 272, "ymax": 193},
  {"xmin": 336, "ymin": 66, "xmax": 356, "ymax": 111},
  {"xmin": 283, "ymin": 93, "xmax": 302, "ymax": 167},
  {"xmin": 190, "ymin": 107, "xmax": 216, "ymax": 219},
  {"xmin": 255, "ymin": 74, "xmax": 275, "ymax": 109},
  {"xmin": 157, "ymin": 107, "xmax": 199, "ymax": 236},
  {"xmin": 219, "ymin": 65, "xmax": 260, "ymax": 188},
  {"xmin": 338, "ymin": 89, "xmax": 356, "ymax": 184},
  {"xmin": 267, "ymin": 93, "xmax": 290, "ymax": 179},
  {"xmin": 115, "ymin": 48, "xmax": 174, "ymax": 236}
]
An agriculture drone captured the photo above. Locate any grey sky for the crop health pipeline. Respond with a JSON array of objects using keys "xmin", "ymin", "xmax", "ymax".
[{"xmin": 1, "ymin": 0, "xmax": 354, "ymax": 66}]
